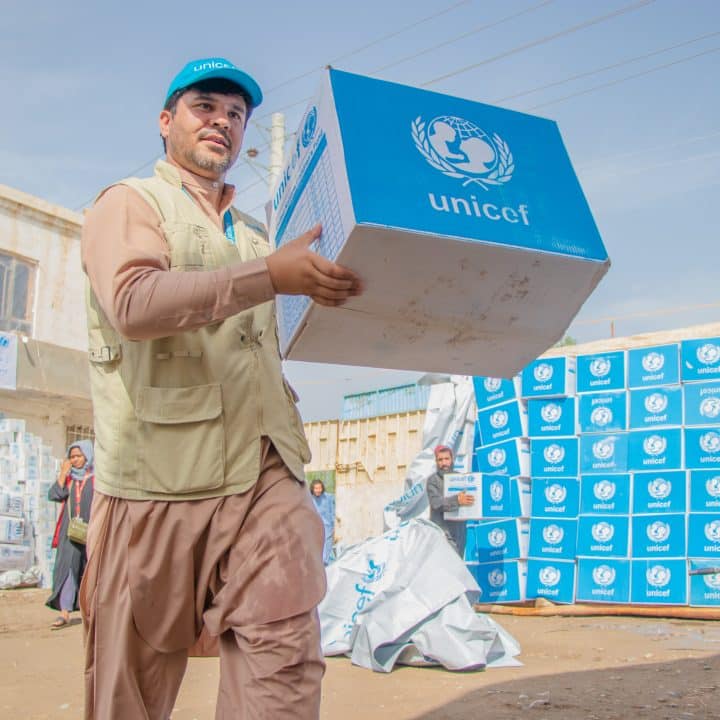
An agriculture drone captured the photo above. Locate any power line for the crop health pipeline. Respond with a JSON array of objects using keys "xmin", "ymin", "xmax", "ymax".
[{"xmin": 422, "ymin": 0, "xmax": 656, "ymax": 86}]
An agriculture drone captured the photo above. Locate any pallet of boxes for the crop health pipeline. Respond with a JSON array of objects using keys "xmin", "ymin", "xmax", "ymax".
[{"xmin": 0, "ymin": 420, "xmax": 60, "ymax": 590}]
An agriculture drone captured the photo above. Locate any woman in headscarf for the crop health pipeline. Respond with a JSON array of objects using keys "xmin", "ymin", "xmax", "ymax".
[
  {"xmin": 46, "ymin": 439, "xmax": 95, "ymax": 629},
  {"xmin": 310, "ymin": 480, "xmax": 335, "ymax": 565}
]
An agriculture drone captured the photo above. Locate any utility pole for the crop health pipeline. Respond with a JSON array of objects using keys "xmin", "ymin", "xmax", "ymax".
[{"xmin": 269, "ymin": 112, "xmax": 285, "ymax": 199}]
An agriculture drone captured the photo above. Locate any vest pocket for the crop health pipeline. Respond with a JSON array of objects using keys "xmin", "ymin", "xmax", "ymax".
[{"xmin": 135, "ymin": 384, "xmax": 225, "ymax": 495}]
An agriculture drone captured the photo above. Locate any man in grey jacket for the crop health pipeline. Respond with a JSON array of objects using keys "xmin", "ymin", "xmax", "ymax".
[{"xmin": 426, "ymin": 445, "xmax": 475, "ymax": 556}]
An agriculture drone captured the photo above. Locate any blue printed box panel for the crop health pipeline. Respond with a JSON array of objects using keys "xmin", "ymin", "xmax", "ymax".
[
  {"xmin": 684, "ymin": 427, "xmax": 720, "ymax": 469},
  {"xmin": 632, "ymin": 470, "xmax": 688, "ymax": 514},
  {"xmin": 684, "ymin": 381, "xmax": 720, "ymax": 427},
  {"xmin": 576, "ymin": 351, "xmax": 626, "ymax": 394},
  {"xmin": 630, "ymin": 559, "xmax": 688, "ymax": 605},
  {"xmin": 629, "ymin": 386, "xmax": 683, "ymax": 430},
  {"xmin": 687, "ymin": 514, "xmax": 720, "ymax": 558},
  {"xmin": 681, "ymin": 337, "xmax": 720, "ymax": 382},
  {"xmin": 576, "ymin": 558, "xmax": 631, "ymax": 604},
  {"xmin": 526, "ymin": 558, "xmax": 576, "ymax": 604},
  {"xmin": 473, "ymin": 376, "xmax": 522, "ymax": 411},
  {"xmin": 531, "ymin": 477, "xmax": 580, "ymax": 518},
  {"xmin": 579, "ymin": 474, "xmax": 631, "ymax": 515},
  {"xmin": 578, "ymin": 392, "xmax": 627, "ymax": 433},
  {"xmin": 470, "ymin": 560, "xmax": 527, "ymax": 604},
  {"xmin": 628, "ymin": 344, "xmax": 680, "ymax": 389},
  {"xmin": 631, "ymin": 514, "xmax": 687, "ymax": 558},
  {"xmin": 689, "ymin": 470, "xmax": 720, "ymax": 513},
  {"xmin": 576, "ymin": 515, "xmax": 630, "ymax": 558},
  {"xmin": 527, "ymin": 397, "xmax": 576, "ymax": 438},
  {"xmin": 627, "ymin": 428, "xmax": 683, "ymax": 472},
  {"xmin": 474, "ymin": 438, "xmax": 531, "ymax": 477},
  {"xmin": 688, "ymin": 560, "xmax": 720, "ymax": 607},
  {"xmin": 579, "ymin": 433, "xmax": 629, "ymax": 474},
  {"xmin": 521, "ymin": 357, "xmax": 576, "ymax": 399},
  {"xmin": 528, "ymin": 518, "xmax": 578, "ymax": 559},
  {"xmin": 477, "ymin": 400, "xmax": 528, "ymax": 446},
  {"xmin": 482, "ymin": 476, "xmax": 531, "ymax": 518},
  {"xmin": 531, "ymin": 437, "xmax": 578, "ymax": 477},
  {"xmin": 471, "ymin": 518, "xmax": 529, "ymax": 563}
]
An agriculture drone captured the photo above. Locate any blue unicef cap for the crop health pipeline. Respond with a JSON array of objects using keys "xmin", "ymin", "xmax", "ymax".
[{"xmin": 165, "ymin": 58, "xmax": 263, "ymax": 108}]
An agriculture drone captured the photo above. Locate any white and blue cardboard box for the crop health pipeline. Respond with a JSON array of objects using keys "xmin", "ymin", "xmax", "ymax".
[
  {"xmin": 521, "ymin": 357, "xmax": 576, "ymax": 398},
  {"xmin": 630, "ymin": 559, "xmax": 687, "ymax": 605},
  {"xmin": 684, "ymin": 427, "xmax": 720, "ymax": 469},
  {"xmin": 531, "ymin": 437, "xmax": 579, "ymax": 477},
  {"xmin": 270, "ymin": 69, "xmax": 609, "ymax": 376},
  {"xmin": 576, "ymin": 351, "xmax": 626, "ymax": 394},
  {"xmin": 470, "ymin": 560, "xmax": 528, "ymax": 604},
  {"xmin": 683, "ymin": 381, "xmax": 720, "ymax": 427},
  {"xmin": 627, "ymin": 344, "xmax": 680, "ymax": 389},
  {"xmin": 527, "ymin": 397, "xmax": 576, "ymax": 438},
  {"xmin": 632, "ymin": 470, "xmax": 687, "ymax": 514},
  {"xmin": 627, "ymin": 428, "xmax": 684, "ymax": 471},
  {"xmin": 687, "ymin": 514, "xmax": 720, "ymax": 558},
  {"xmin": 689, "ymin": 469, "xmax": 720, "ymax": 512},
  {"xmin": 688, "ymin": 559, "xmax": 720, "ymax": 607},
  {"xmin": 470, "ymin": 518, "xmax": 529, "ymax": 563},
  {"xmin": 631, "ymin": 514, "xmax": 687, "ymax": 558},
  {"xmin": 681, "ymin": 338, "xmax": 720, "ymax": 383},
  {"xmin": 629, "ymin": 386, "xmax": 683, "ymax": 430},
  {"xmin": 576, "ymin": 515, "xmax": 630, "ymax": 558},
  {"xmin": 531, "ymin": 477, "xmax": 580, "ymax": 518},
  {"xmin": 481, "ymin": 476, "xmax": 532, "ymax": 518},
  {"xmin": 473, "ymin": 376, "xmax": 522, "ymax": 411},
  {"xmin": 526, "ymin": 558, "xmax": 576, "ymax": 604},
  {"xmin": 477, "ymin": 400, "xmax": 528, "ymax": 446},
  {"xmin": 580, "ymin": 473, "xmax": 631, "ymax": 515},
  {"xmin": 474, "ymin": 437, "xmax": 530, "ymax": 477},
  {"xmin": 578, "ymin": 391, "xmax": 627, "ymax": 434},
  {"xmin": 443, "ymin": 473, "xmax": 483, "ymax": 521},
  {"xmin": 528, "ymin": 518, "xmax": 578, "ymax": 559},
  {"xmin": 579, "ymin": 433, "xmax": 629, "ymax": 474},
  {"xmin": 576, "ymin": 558, "xmax": 631, "ymax": 604}
]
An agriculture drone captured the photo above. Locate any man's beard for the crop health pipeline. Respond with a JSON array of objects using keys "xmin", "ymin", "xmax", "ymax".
[{"xmin": 185, "ymin": 146, "xmax": 232, "ymax": 174}]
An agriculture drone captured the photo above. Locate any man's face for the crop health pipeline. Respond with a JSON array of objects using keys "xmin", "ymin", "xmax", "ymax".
[
  {"xmin": 435, "ymin": 451, "xmax": 453, "ymax": 473},
  {"xmin": 69, "ymin": 447, "xmax": 86, "ymax": 469},
  {"xmin": 159, "ymin": 89, "xmax": 248, "ymax": 179}
]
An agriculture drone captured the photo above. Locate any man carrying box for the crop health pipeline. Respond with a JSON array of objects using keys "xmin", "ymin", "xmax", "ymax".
[{"xmin": 80, "ymin": 57, "xmax": 362, "ymax": 719}]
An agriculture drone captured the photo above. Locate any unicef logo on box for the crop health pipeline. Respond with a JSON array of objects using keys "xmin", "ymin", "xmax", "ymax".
[
  {"xmin": 697, "ymin": 343, "xmax": 720, "ymax": 366},
  {"xmin": 594, "ymin": 479, "xmax": 616, "ymax": 501},
  {"xmin": 539, "ymin": 566, "xmax": 561, "ymax": 587},
  {"xmin": 700, "ymin": 432, "xmax": 720, "ymax": 454},
  {"xmin": 647, "ymin": 521, "xmax": 671, "ymax": 542},
  {"xmin": 483, "ymin": 378, "xmax": 502, "ymax": 392},
  {"xmin": 534, "ymin": 363, "xmax": 554, "ymax": 383},
  {"xmin": 542, "ymin": 524, "xmax": 564, "ymax": 545},
  {"xmin": 490, "ymin": 409, "xmax": 509, "ymax": 429},
  {"xmin": 301, "ymin": 107, "xmax": 318, "ymax": 147},
  {"xmin": 544, "ymin": 444, "xmax": 565, "ymax": 464},
  {"xmin": 592, "ymin": 564, "xmax": 616, "ymax": 587},
  {"xmin": 412, "ymin": 115, "xmax": 514, "ymax": 190},
  {"xmin": 592, "ymin": 522, "xmax": 615, "ymax": 542},
  {"xmin": 642, "ymin": 352, "xmax": 665, "ymax": 373},
  {"xmin": 541, "ymin": 403, "xmax": 562, "ymax": 423},
  {"xmin": 487, "ymin": 448, "xmax": 507, "ymax": 468},
  {"xmin": 704, "ymin": 572, "xmax": 720, "ymax": 590},
  {"xmin": 590, "ymin": 406, "xmax": 613, "ymax": 428},
  {"xmin": 646, "ymin": 565, "xmax": 672, "ymax": 588},
  {"xmin": 488, "ymin": 528, "xmax": 507, "ymax": 548},
  {"xmin": 643, "ymin": 435, "xmax": 667, "ymax": 456},
  {"xmin": 593, "ymin": 438, "xmax": 615, "ymax": 461},
  {"xmin": 704, "ymin": 520, "xmax": 720, "ymax": 542},
  {"xmin": 488, "ymin": 568, "xmax": 507, "ymax": 588},
  {"xmin": 706, "ymin": 476, "xmax": 720, "ymax": 498},
  {"xmin": 648, "ymin": 477, "xmax": 672, "ymax": 500},
  {"xmin": 590, "ymin": 357, "xmax": 612, "ymax": 378},
  {"xmin": 700, "ymin": 397, "xmax": 720, "ymax": 420},
  {"xmin": 644, "ymin": 393, "xmax": 668, "ymax": 414},
  {"xmin": 489, "ymin": 480, "xmax": 504, "ymax": 502},
  {"xmin": 545, "ymin": 484, "xmax": 567, "ymax": 505}
]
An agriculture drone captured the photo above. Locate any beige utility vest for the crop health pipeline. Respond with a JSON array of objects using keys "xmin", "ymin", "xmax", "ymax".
[{"xmin": 85, "ymin": 162, "xmax": 311, "ymax": 501}]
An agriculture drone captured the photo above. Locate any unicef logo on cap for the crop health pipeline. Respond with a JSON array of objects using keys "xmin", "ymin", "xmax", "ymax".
[
  {"xmin": 704, "ymin": 520, "xmax": 720, "ymax": 542},
  {"xmin": 540, "ymin": 403, "xmax": 562, "ymax": 423},
  {"xmin": 543, "ymin": 524, "xmax": 564, "ymax": 545},
  {"xmin": 592, "ymin": 438, "xmax": 615, "ymax": 460},
  {"xmin": 487, "ymin": 448, "xmax": 507, "ymax": 468},
  {"xmin": 412, "ymin": 115, "xmax": 514, "ymax": 189},
  {"xmin": 594, "ymin": 480, "xmax": 616, "ymax": 501},
  {"xmin": 539, "ymin": 566, "xmax": 561, "ymax": 587},
  {"xmin": 301, "ymin": 107, "xmax": 318, "ymax": 147},
  {"xmin": 483, "ymin": 377, "xmax": 502, "ymax": 393},
  {"xmin": 647, "ymin": 520, "xmax": 671, "ymax": 542},
  {"xmin": 488, "ymin": 528, "xmax": 507, "ymax": 548},
  {"xmin": 643, "ymin": 435, "xmax": 667, "ymax": 456},
  {"xmin": 489, "ymin": 480, "xmax": 504, "ymax": 502},
  {"xmin": 706, "ymin": 476, "xmax": 720, "ymax": 498},
  {"xmin": 589, "ymin": 357, "xmax": 611, "ymax": 378},
  {"xmin": 490, "ymin": 410, "xmax": 509, "ymax": 429},
  {"xmin": 544, "ymin": 444, "xmax": 565, "ymax": 464},
  {"xmin": 700, "ymin": 432, "xmax": 720, "ymax": 454},
  {"xmin": 545, "ymin": 484, "xmax": 567, "ymax": 505},
  {"xmin": 644, "ymin": 393, "xmax": 668, "ymax": 414},
  {"xmin": 592, "ymin": 565, "xmax": 616, "ymax": 587},
  {"xmin": 648, "ymin": 477, "xmax": 672, "ymax": 500},
  {"xmin": 646, "ymin": 565, "xmax": 671, "ymax": 588},
  {"xmin": 642, "ymin": 352, "xmax": 665, "ymax": 373},
  {"xmin": 488, "ymin": 568, "xmax": 507, "ymax": 588},
  {"xmin": 700, "ymin": 397, "xmax": 720, "ymax": 419},
  {"xmin": 592, "ymin": 522, "xmax": 614, "ymax": 542},
  {"xmin": 704, "ymin": 572, "xmax": 720, "ymax": 590},
  {"xmin": 590, "ymin": 406, "xmax": 613, "ymax": 428},
  {"xmin": 697, "ymin": 343, "xmax": 720, "ymax": 366},
  {"xmin": 534, "ymin": 363, "xmax": 554, "ymax": 383}
]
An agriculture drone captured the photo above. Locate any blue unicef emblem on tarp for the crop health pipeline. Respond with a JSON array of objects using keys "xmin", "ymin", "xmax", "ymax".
[{"xmin": 301, "ymin": 106, "xmax": 318, "ymax": 147}]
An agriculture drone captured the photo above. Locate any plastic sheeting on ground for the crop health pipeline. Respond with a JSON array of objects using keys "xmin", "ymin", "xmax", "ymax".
[{"xmin": 319, "ymin": 519, "xmax": 521, "ymax": 673}]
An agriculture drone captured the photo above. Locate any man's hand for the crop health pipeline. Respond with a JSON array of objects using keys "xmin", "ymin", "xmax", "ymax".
[
  {"xmin": 266, "ymin": 224, "xmax": 362, "ymax": 307},
  {"xmin": 457, "ymin": 491, "xmax": 475, "ymax": 507}
]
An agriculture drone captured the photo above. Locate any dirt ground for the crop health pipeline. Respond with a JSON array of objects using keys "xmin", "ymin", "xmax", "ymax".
[{"xmin": 1, "ymin": 589, "xmax": 719, "ymax": 719}]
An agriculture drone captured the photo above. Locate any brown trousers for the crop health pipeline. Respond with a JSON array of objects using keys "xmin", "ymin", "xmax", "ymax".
[{"xmin": 80, "ymin": 443, "xmax": 327, "ymax": 719}]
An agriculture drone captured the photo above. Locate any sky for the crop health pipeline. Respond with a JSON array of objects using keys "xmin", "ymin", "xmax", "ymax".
[{"xmin": 2, "ymin": 0, "xmax": 719, "ymax": 420}]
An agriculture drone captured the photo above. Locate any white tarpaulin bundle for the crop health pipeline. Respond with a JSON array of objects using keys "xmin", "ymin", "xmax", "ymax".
[{"xmin": 319, "ymin": 519, "xmax": 521, "ymax": 673}]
